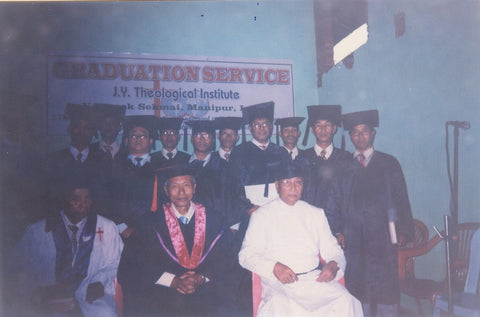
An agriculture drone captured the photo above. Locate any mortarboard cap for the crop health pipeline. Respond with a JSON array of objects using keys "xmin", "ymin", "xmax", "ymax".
[
  {"xmin": 215, "ymin": 116, "xmax": 243, "ymax": 132},
  {"xmin": 342, "ymin": 109, "xmax": 379, "ymax": 131},
  {"xmin": 242, "ymin": 101, "xmax": 275, "ymax": 125},
  {"xmin": 302, "ymin": 105, "xmax": 342, "ymax": 146},
  {"xmin": 161, "ymin": 164, "xmax": 196, "ymax": 180},
  {"xmin": 123, "ymin": 115, "xmax": 159, "ymax": 137},
  {"xmin": 92, "ymin": 103, "xmax": 126, "ymax": 124},
  {"xmin": 63, "ymin": 103, "xmax": 94, "ymax": 122},
  {"xmin": 275, "ymin": 117, "xmax": 305, "ymax": 144},
  {"xmin": 186, "ymin": 120, "xmax": 216, "ymax": 135},
  {"xmin": 274, "ymin": 161, "xmax": 305, "ymax": 181},
  {"xmin": 158, "ymin": 117, "xmax": 184, "ymax": 132}
]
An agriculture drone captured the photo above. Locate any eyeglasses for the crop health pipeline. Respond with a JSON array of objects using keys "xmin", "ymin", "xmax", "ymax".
[
  {"xmin": 160, "ymin": 130, "xmax": 177, "ymax": 136},
  {"xmin": 129, "ymin": 134, "xmax": 148, "ymax": 140},
  {"xmin": 349, "ymin": 130, "xmax": 372, "ymax": 137},
  {"xmin": 193, "ymin": 133, "xmax": 212, "ymax": 140},
  {"xmin": 279, "ymin": 178, "xmax": 304, "ymax": 188},
  {"xmin": 252, "ymin": 122, "xmax": 272, "ymax": 129}
]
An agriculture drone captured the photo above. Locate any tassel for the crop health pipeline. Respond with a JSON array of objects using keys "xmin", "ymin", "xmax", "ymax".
[
  {"xmin": 341, "ymin": 134, "xmax": 346, "ymax": 151},
  {"xmin": 183, "ymin": 127, "xmax": 188, "ymax": 151},
  {"xmin": 242, "ymin": 125, "xmax": 246, "ymax": 143},
  {"xmin": 276, "ymin": 124, "xmax": 280, "ymax": 145},
  {"xmin": 151, "ymin": 174, "xmax": 158, "ymax": 212},
  {"xmin": 302, "ymin": 120, "xmax": 310, "ymax": 146}
]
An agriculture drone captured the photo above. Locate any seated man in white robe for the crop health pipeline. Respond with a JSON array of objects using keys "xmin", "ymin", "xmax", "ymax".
[
  {"xmin": 239, "ymin": 162, "xmax": 363, "ymax": 317},
  {"xmin": 8, "ymin": 176, "xmax": 124, "ymax": 317}
]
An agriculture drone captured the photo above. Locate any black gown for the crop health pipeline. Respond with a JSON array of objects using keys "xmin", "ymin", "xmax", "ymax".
[
  {"xmin": 151, "ymin": 150, "xmax": 190, "ymax": 169},
  {"xmin": 117, "ymin": 203, "xmax": 237, "ymax": 316},
  {"xmin": 325, "ymin": 150, "xmax": 414, "ymax": 305}
]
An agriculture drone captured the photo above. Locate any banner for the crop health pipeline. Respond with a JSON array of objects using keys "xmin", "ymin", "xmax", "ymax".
[{"xmin": 47, "ymin": 52, "xmax": 295, "ymax": 136}]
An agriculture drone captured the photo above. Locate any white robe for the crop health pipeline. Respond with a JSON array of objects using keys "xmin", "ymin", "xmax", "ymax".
[
  {"xmin": 11, "ymin": 215, "xmax": 124, "ymax": 317},
  {"xmin": 239, "ymin": 198, "xmax": 363, "ymax": 317}
]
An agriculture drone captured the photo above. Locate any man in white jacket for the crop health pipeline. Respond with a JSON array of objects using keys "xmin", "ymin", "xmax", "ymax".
[
  {"xmin": 9, "ymin": 176, "xmax": 123, "ymax": 317},
  {"xmin": 239, "ymin": 162, "xmax": 363, "ymax": 317}
]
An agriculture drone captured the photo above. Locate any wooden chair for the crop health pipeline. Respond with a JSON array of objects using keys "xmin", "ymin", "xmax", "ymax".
[
  {"xmin": 398, "ymin": 220, "xmax": 480, "ymax": 316},
  {"xmin": 114, "ymin": 278, "xmax": 123, "ymax": 317}
]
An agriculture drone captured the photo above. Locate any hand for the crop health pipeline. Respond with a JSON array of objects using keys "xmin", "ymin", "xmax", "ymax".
[
  {"xmin": 273, "ymin": 262, "xmax": 298, "ymax": 284},
  {"xmin": 397, "ymin": 234, "xmax": 407, "ymax": 246},
  {"xmin": 121, "ymin": 227, "xmax": 135, "ymax": 239},
  {"xmin": 316, "ymin": 261, "xmax": 339, "ymax": 283},
  {"xmin": 86, "ymin": 281, "xmax": 104, "ymax": 303},
  {"xmin": 248, "ymin": 205, "xmax": 260, "ymax": 216},
  {"xmin": 171, "ymin": 271, "xmax": 204, "ymax": 295},
  {"xmin": 336, "ymin": 233, "xmax": 345, "ymax": 249}
]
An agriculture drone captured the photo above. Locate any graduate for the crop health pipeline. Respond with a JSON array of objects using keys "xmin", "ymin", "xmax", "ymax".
[
  {"xmin": 151, "ymin": 117, "xmax": 190, "ymax": 168},
  {"xmin": 8, "ymin": 176, "xmax": 123, "ymax": 317},
  {"xmin": 117, "ymin": 165, "xmax": 237, "ymax": 316},
  {"xmin": 325, "ymin": 109, "xmax": 414, "ymax": 317},
  {"xmin": 274, "ymin": 116, "xmax": 306, "ymax": 161},
  {"xmin": 108, "ymin": 115, "xmax": 162, "ymax": 239},
  {"xmin": 301, "ymin": 105, "xmax": 352, "ymax": 212},
  {"xmin": 90, "ymin": 103, "xmax": 126, "ymax": 161},
  {"xmin": 239, "ymin": 162, "xmax": 363, "ymax": 317}
]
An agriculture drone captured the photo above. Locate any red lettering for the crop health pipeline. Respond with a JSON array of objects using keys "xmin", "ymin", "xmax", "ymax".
[
  {"xmin": 229, "ymin": 68, "xmax": 243, "ymax": 83},
  {"xmin": 134, "ymin": 64, "xmax": 149, "ymax": 80},
  {"xmin": 119, "ymin": 64, "xmax": 134, "ymax": 80},
  {"xmin": 202, "ymin": 66, "xmax": 214, "ymax": 82},
  {"xmin": 162, "ymin": 65, "xmax": 171, "ymax": 81},
  {"xmin": 243, "ymin": 68, "xmax": 256, "ymax": 83},
  {"xmin": 277, "ymin": 69, "xmax": 290, "ymax": 84},
  {"xmin": 256, "ymin": 69, "xmax": 264, "ymax": 83},
  {"xmin": 185, "ymin": 66, "xmax": 200, "ymax": 82},
  {"xmin": 102, "ymin": 63, "xmax": 117, "ymax": 79},
  {"xmin": 171, "ymin": 65, "xmax": 185, "ymax": 81},
  {"xmin": 215, "ymin": 67, "xmax": 229, "ymax": 82},
  {"xmin": 87, "ymin": 63, "xmax": 101, "ymax": 79},
  {"xmin": 148, "ymin": 65, "xmax": 163, "ymax": 80},
  {"xmin": 264, "ymin": 69, "xmax": 276, "ymax": 84}
]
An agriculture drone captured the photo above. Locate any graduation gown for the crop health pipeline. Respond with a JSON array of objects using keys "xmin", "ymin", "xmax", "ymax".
[
  {"xmin": 10, "ymin": 214, "xmax": 123, "ymax": 317},
  {"xmin": 302, "ymin": 146, "xmax": 352, "ymax": 212},
  {"xmin": 325, "ymin": 150, "xmax": 414, "ymax": 305},
  {"xmin": 105, "ymin": 155, "xmax": 162, "ymax": 229},
  {"xmin": 151, "ymin": 150, "xmax": 190, "ymax": 169},
  {"xmin": 117, "ymin": 202, "xmax": 237, "ymax": 316}
]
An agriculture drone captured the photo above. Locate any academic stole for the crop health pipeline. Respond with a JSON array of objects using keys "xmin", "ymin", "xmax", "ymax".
[{"xmin": 162, "ymin": 202, "xmax": 206, "ymax": 269}]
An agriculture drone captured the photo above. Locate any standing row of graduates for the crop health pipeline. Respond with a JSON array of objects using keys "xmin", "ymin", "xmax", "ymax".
[{"xmin": 7, "ymin": 99, "xmax": 414, "ymax": 316}]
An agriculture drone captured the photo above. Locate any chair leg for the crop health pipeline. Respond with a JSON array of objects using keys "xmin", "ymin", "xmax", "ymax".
[{"xmin": 415, "ymin": 298, "xmax": 424, "ymax": 316}]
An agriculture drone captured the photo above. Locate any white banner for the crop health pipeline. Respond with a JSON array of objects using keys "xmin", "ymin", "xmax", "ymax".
[{"xmin": 47, "ymin": 52, "xmax": 295, "ymax": 136}]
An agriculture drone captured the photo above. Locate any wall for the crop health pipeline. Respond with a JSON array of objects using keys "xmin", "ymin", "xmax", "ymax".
[{"xmin": 1, "ymin": 0, "xmax": 479, "ymax": 287}]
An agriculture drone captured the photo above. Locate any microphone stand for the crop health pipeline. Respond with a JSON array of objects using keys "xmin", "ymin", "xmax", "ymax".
[{"xmin": 433, "ymin": 215, "xmax": 453, "ymax": 317}]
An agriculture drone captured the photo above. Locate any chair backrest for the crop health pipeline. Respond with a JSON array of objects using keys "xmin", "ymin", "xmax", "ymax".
[
  {"xmin": 464, "ymin": 228, "xmax": 480, "ymax": 294},
  {"xmin": 398, "ymin": 219, "xmax": 430, "ymax": 280},
  {"xmin": 451, "ymin": 222, "xmax": 480, "ymax": 291}
]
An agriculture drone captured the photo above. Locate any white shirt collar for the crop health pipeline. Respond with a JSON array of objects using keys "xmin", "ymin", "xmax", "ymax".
[
  {"xmin": 354, "ymin": 147, "xmax": 375, "ymax": 166},
  {"xmin": 284, "ymin": 146, "xmax": 299, "ymax": 160},
  {"xmin": 218, "ymin": 147, "xmax": 231, "ymax": 160},
  {"xmin": 60, "ymin": 210, "xmax": 87, "ymax": 238},
  {"xmin": 100, "ymin": 140, "xmax": 119, "ymax": 156},
  {"xmin": 161, "ymin": 148, "xmax": 178, "ymax": 159},
  {"xmin": 314, "ymin": 143, "xmax": 333, "ymax": 159},
  {"xmin": 70, "ymin": 146, "xmax": 89, "ymax": 162},
  {"xmin": 251, "ymin": 138, "xmax": 269, "ymax": 150},
  {"xmin": 128, "ymin": 153, "xmax": 151, "ymax": 166},
  {"xmin": 171, "ymin": 202, "xmax": 195, "ymax": 224},
  {"xmin": 189, "ymin": 152, "xmax": 211, "ymax": 166}
]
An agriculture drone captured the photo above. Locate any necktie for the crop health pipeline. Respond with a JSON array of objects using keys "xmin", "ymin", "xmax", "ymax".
[
  {"xmin": 191, "ymin": 159, "xmax": 204, "ymax": 168},
  {"xmin": 320, "ymin": 150, "xmax": 327, "ymax": 160},
  {"xmin": 260, "ymin": 145, "xmax": 267, "ymax": 151},
  {"xmin": 76, "ymin": 153, "xmax": 83, "ymax": 162},
  {"xmin": 135, "ymin": 157, "xmax": 143, "ymax": 167},
  {"xmin": 289, "ymin": 151, "xmax": 293, "ymax": 159},
  {"xmin": 167, "ymin": 152, "xmax": 173, "ymax": 160},
  {"xmin": 357, "ymin": 153, "xmax": 366, "ymax": 167},
  {"xmin": 69, "ymin": 224, "xmax": 78, "ymax": 254},
  {"xmin": 179, "ymin": 216, "xmax": 188, "ymax": 224},
  {"xmin": 104, "ymin": 145, "xmax": 113, "ymax": 159},
  {"xmin": 224, "ymin": 153, "xmax": 230, "ymax": 162}
]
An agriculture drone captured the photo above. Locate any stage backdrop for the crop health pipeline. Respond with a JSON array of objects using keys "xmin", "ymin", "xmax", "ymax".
[{"xmin": 47, "ymin": 52, "xmax": 294, "ymax": 136}]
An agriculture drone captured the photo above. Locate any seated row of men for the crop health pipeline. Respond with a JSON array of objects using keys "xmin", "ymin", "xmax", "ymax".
[{"xmin": 8, "ymin": 101, "xmax": 414, "ymax": 317}]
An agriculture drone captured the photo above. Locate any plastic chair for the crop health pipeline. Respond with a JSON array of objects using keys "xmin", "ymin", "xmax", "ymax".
[
  {"xmin": 433, "ymin": 227, "xmax": 480, "ymax": 317},
  {"xmin": 398, "ymin": 221, "xmax": 480, "ymax": 316},
  {"xmin": 114, "ymin": 278, "xmax": 123, "ymax": 317}
]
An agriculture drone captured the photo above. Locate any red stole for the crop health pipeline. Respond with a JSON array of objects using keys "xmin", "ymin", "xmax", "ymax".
[{"xmin": 163, "ymin": 202, "xmax": 206, "ymax": 269}]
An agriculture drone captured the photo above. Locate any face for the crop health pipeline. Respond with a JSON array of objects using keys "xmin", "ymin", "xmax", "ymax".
[
  {"xmin": 68, "ymin": 119, "xmax": 96, "ymax": 146},
  {"xmin": 312, "ymin": 119, "xmax": 337, "ymax": 145},
  {"xmin": 191, "ymin": 132, "xmax": 213, "ymax": 154},
  {"xmin": 280, "ymin": 126, "xmax": 301, "ymax": 147},
  {"xmin": 250, "ymin": 118, "xmax": 273, "ymax": 143},
  {"xmin": 127, "ymin": 126, "xmax": 153, "ymax": 156},
  {"xmin": 164, "ymin": 175, "xmax": 196, "ymax": 211},
  {"xmin": 349, "ymin": 124, "xmax": 375, "ymax": 152},
  {"xmin": 64, "ymin": 188, "xmax": 92, "ymax": 223},
  {"xmin": 99, "ymin": 116, "xmax": 121, "ymax": 140},
  {"xmin": 159, "ymin": 129, "xmax": 180, "ymax": 151},
  {"xmin": 276, "ymin": 177, "xmax": 303, "ymax": 206},
  {"xmin": 218, "ymin": 128, "xmax": 239, "ymax": 151}
]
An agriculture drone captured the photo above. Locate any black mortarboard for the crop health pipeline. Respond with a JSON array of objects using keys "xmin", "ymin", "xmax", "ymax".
[
  {"xmin": 274, "ymin": 117, "xmax": 305, "ymax": 144},
  {"xmin": 274, "ymin": 161, "xmax": 305, "ymax": 181},
  {"xmin": 161, "ymin": 164, "xmax": 196, "ymax": 180},
  {"xmin": 123, "ymin": 115, "xmax": 159, "ymax": 137},
  {"xmin": 158, "ymin": 117, "xmax": 184, "ymax": 132},
  {"xmin": 241, "ymin": 101, "xmax": 275, "ymax": 143},
  {"xmin": 302, "ymin": 105, "xmax": 342, "ymax": 146},
  {"xmin": 92, "ymin": 103, "xmax": 126, "ymax": 124},
  {"xmin": 63, "ymin": 103, "xmax": 94, "ymax": 122},
  {"xmin": 342, "ymin": 109, "xmax": 379, "ymax": 131},
  {"xmin": 215, "ymin": 116, "xmax": 243, "ymax": 132},
  {"xmin": 60, "ymin": 171, "xmax": 92, "ymax": 197}
]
